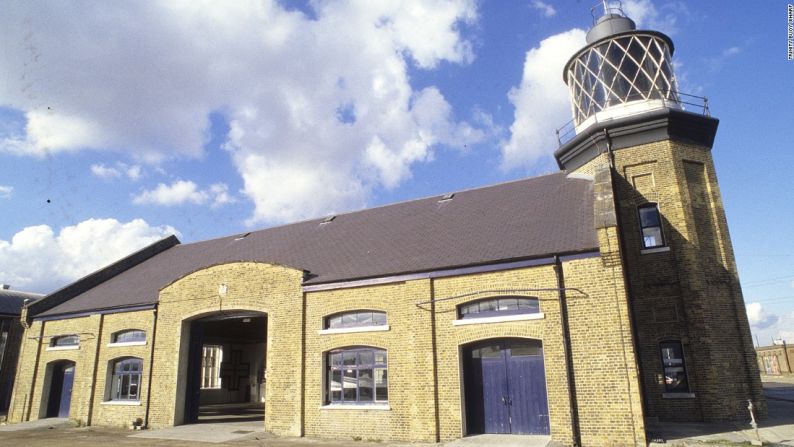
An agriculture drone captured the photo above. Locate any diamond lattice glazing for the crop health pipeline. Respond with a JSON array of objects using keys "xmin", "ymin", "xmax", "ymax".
[{"xmin": 566, "ymin": 33, "xmax": 679, "ymax": 125}]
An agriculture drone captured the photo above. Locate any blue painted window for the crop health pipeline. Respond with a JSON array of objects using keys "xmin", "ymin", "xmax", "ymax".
[
  {"xmin": 660, "ymin": 341, "xmax": 689, "ymax": 393},
  {"xmin": 327, "ymin": 347, "xmax": 387, "ymax": 404},
  {"xmin": 112, "ymin": 329, "xmax": 146, "ymax": 344},
  {"xmin": 110, "ymin": 357, "xmax": 143, "ymax": 401},
  {"xmin": 458, "ymin": 296, "xmax": 540, "ymax": 319},
  {"xmin": 639, "ymin": 204, "xmax": 666, "ymax": 248},
  {"xmin": 325, "ymin": 310, "xmax": 386, "ymax": 329},
  {"xmin": 50, "ymin": 335, "xmax": 79, "ymax": 347}
]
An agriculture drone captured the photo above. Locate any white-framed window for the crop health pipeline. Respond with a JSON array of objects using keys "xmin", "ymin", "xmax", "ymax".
[
  {"xmin": 201, "ymin": 344, "xmax": 223, "ymax": 389},
  {"xmin": 109, "ymin": 357, "xmax": 143, "ymax": 401},
  {"xmin": 325, "ymin": 310, "xmax": 387, "ymax": 330},
  {"xmin": 326, "ymin": 347, "xmax": 387, "ymax": 405},
  {"xmin": 639, "ymin": 203, "xmax": 666, "ymax": 249},
  {"xmin": 112, "ymin": 329, "xmax": 146, "ymax": 344}
]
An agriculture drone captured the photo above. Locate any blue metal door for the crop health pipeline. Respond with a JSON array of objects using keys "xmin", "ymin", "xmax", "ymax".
[
  {"xmin": 481, "ymin": 353, "xmax": 510, "ymax": 433},
  {"xmin": 465, "ymin": 339, "xmax": 549, "ymax": 435},
  {"xmin": 506, "ymin": 345, "xmax": 549, "ymax": 434},
  {"xmin": 58, "ymin": 365, "xmax": 74, "ymax": 417}
]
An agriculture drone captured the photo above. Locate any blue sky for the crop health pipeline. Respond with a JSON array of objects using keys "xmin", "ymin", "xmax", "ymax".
[{"xmin": 0, "ymin": 0, "xmax": 792, "ymax": 344}]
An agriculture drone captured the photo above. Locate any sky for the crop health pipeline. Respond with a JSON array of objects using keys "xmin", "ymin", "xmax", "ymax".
[{"xmin": 0, "ymin": 1, "xmax": 792, "ymax": 345}]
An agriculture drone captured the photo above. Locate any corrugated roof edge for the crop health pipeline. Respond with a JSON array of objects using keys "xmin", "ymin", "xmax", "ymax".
[{"xmin": 27, "ymin": 235, "xmax": 180, "ymax": 318}]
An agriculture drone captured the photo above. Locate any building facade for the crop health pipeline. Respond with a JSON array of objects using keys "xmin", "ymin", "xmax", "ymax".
[
  {"xmin": 0, "ymin": 286, "xmax": 42, "ymax": 417},
  {"xmin": 6, "ymin": 6, "xmax": 764, "ymax": 447},
  {"xmin": 757, "ymin": 343, "xmax": 793, "ymax": 375}
]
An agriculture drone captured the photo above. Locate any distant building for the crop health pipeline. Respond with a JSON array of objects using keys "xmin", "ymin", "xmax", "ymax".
[
  {"xmin": 0, "ymin": 285, "xmax": 42, "ymax": 415},
  {"xmin": 757, "ymin": 342, "xmax": 793, "ymax": 375}
]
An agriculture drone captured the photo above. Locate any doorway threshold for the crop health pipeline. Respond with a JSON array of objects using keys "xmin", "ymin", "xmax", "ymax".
[{"xmin": 443, "ymin": 434, "xmax": 551, "ymax": 447}]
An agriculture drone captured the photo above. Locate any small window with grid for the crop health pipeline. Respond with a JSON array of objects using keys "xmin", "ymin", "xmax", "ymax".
[{"xmin": 201, "ymin": 345, "xmax": 223, "ymax": 389}]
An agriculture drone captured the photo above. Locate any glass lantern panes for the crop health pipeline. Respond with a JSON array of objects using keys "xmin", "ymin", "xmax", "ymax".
[{"xmin": 566, "ymin": 33, "xmax": 680, "ymax": 125}]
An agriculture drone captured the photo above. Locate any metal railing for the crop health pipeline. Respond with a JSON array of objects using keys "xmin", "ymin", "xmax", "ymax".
[{"xmin": 555, "ymin": 90, "xmax": 710, "ymax": 147}]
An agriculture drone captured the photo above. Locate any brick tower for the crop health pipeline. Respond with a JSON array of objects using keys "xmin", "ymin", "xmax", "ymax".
[{"xmin": 555, "ymin": 2, "xmax": 765, "ymax": 422}]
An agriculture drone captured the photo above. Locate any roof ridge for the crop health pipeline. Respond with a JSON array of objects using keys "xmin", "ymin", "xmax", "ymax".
[{"xmin": 178, "ymin": 171, "xmax": 574, "ymax": 247}]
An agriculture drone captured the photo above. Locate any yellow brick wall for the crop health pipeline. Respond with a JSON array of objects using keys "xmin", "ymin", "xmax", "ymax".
[
  {"xmin": 89, "ymin": 310, "xmax": 155, "ymax": 427},
  {"xmin": 304, "ymin": 280, "xmax": 436, "ymax": 443},
  {"xmin": 572, "ymin": 139, "xmax": 766, "ymax": 422},
  {"xmin": 149, "ymin": 262, "xmax": 304, "ymax": 437},
  {"xmin": 10, "ymin": 316, "xmax": 100, "ymax": 425}
]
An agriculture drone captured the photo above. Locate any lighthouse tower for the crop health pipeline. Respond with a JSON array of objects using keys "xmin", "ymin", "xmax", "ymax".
[{"xmin": 556, "ymin": 1, "xmax": 765, "ymax": 423}]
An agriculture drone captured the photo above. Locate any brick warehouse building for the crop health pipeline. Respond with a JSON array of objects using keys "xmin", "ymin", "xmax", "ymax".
[
  {"xmin": 6, "ymin": 6, "xmax": 764, "ymax": 447},
  {"xmin": 0, "ymin": 286, "xmax": 42, "ymax": 416}
]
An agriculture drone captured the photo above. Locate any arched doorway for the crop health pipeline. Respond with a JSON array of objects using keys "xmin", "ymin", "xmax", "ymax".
[
  {"xmin": 45, "ymin": 360, "xmax": 76, "ymax": 418},
  {"xmin": 463, "ymin": 338, "xmax": 549, "ymax": 435},
  {"xmin": 182, "ymin": 311, "xmax": 267, "ymax": 424}
]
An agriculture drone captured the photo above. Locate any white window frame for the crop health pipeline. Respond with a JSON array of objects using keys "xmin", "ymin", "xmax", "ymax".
[{"xmin": 201, "ymin": 344, "xmax": 223, "ymax": 390}]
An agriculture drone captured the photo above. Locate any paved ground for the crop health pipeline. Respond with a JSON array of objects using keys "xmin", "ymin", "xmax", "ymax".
[
  {"xmin": 647, "ymin": 374, "xmax": 794, "ymax": 446},
  {"xmin": 1, "ymin": 375, "xmax": 792, "ymax": 446}
]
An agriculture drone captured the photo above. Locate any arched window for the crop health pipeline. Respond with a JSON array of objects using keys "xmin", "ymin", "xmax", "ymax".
[
  {"xmin": 111, "ymin": 329, "xmax": 146, "ymax": 344},
  {"xmin": 458, "ymin": 296, "xmax": 540, "ymax": 319},
  {"xmin": 50, "ymin": 335, "xmax": 79, "ymax": 347},
  {"xmin": 327, "ymin": 347, "xmax": 387, "ymax": 404},
  {"xmin": 325, "ymin": 310, "xmax": 387, "ymax": 330},
  {"xmin": 110, "ymin": 357, "xmax": 143, "ymax": 401},
  {"xmin": 660, "ymin": 341, "xmax": 689, "ymax": 393}
]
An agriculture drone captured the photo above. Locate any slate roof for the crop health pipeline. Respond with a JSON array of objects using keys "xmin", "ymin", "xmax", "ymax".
[
  {"xmin": 0, "ymin": 289, "xmax": 43, "ymax": 316},
  {"xmin": 35, "ymin": 172, "xmax": 597, "ymax": 318}
]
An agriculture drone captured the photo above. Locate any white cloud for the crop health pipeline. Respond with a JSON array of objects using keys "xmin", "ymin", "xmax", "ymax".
[
  {"xmin": 530, "ymin": 0, "xmax": 556, "ymax": 18},
  {"xmin": 0, "ymin": 218, "xmax": 177, "ymax": 293},
  {"xmin": 90, "ymin": 162, "xmax": 142, "ymax": 181},
  {"xmin": 0, "ymin": 185, "xmax": 12, "ymax": 199},
  {"xmin": 133, "ymin": 180, "xmax": 235, "ymax": 208},
  {"xmin": 500, "ymin": 28, "xmax": 586, "ymax": 171},
  {"xmin": 208, "ymin": 183, "xmax": 236, "ymax": 208},
  {"xmin": 747, "ymin": 302, "xmax": 778, "ymax": 329},
  {"xmin": 0, "ymin": 1, "xmax": 482, "ymax": 224},
  {"xmin": 622, "ymin": 0, "xmax": 679, "ymax": 35},
  {"xmin": 747, "ymin": 302, "xmax": 794, "ymax": 345}
]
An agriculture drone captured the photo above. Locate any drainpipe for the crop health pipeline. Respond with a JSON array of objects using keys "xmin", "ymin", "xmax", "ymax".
[
  {"xmin": 429, "ymin": 279, "xmax": 441, "ymax": 442},
  {"xmin": 554, "ymin": 255, "xmax": 581, "ymax": 447},
  {"xmin": 26, "ymin": 321, "xmax": 46, "ymax": 421},
  {"xmin": 86, "ymin": 313, "xmax": 105, "ymax": 425},
  {"xmin": 144, "ymin": 307, "xmax": 158, "ymax": 428}
]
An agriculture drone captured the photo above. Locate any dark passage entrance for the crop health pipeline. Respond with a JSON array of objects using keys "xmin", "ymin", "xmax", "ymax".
[
  {"xmin": 46, "ymin": 361, "xmax": 75, "ymax": 418},
  {"xmin": 464, "ymin": 338, "xmax": 549, "ymax": 435},
  {"xmin": 185, "ymin": 312, "xmax": 267, "ymax": 424}
]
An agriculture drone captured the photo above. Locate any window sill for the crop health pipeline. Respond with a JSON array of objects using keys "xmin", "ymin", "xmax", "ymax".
[
  {"xmin": 101, "ymin": 400, "xmax": 141, "ymax": 406},
  {"xmin": 662, "ymin": 392, "xmax": 696, "ymax": 399},
  {"xmin": 46, "ymin": 345, "xmax": 79, "ymax": 351},
  {"xmin": 641, "ymin": 246, "xmax": 670, "ymax": 254},
  {"xmin": 321, "ymin": 404, "xmax": 390, "ymax": 411},
  {"xmin": 318, "ymin": 325, "xmax": 390, "ymax": 335},
  {"xmin": 107, "ymin": 341, "xmax": 147, "ymax": 347},
  {"xmin": 452, "ymin": 313, "xmax": 545, "ymax": 326}
]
